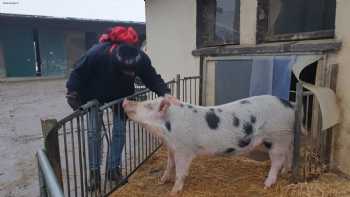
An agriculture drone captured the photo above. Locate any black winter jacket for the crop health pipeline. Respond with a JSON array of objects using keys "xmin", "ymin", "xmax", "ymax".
[{"xmin": 66, "ymin": 42, "xmax": 170, "ymax": 104}]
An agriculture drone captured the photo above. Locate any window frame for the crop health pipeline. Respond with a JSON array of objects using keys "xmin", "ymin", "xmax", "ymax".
[
  {"xmin": 196, "ymin": 0, "xmax": 241, "ymax": 48},
  {"xmin": 256, "ymin": 0, "xmax": 335, "ymax": 44}
]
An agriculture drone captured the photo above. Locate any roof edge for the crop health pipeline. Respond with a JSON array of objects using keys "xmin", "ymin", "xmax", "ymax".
[{"xmin": 0, "ymin": 13, "xmax": 145, "ymax": 24}]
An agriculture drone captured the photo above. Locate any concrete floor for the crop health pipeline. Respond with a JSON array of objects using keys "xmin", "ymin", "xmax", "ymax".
[
  {"xmin": 0, "ymin": 78, "xmax": 159, "ymax": 197},
  {"xmin": 0, "ymin": 79, "xmax": 71, "ymax": 197}
]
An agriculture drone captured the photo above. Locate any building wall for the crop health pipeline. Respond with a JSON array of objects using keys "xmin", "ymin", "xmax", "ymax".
[
  {"xmin": 331, "ymin": 0, "xmax": 350, "ymax": 175},
  {"xmin": 145, "ymin": 0, "xmax": 200, "ymax": 81},
  {"xmin": 145, "ymin": 0, "xmax": 350, "ymax": 175},
  {"xmin": 0, "ymin": 15, "xmax": 145, "ymax": 78},
  {"xmin": 64, "ymin": 31, "xmax": 86, "ymax": 77}
]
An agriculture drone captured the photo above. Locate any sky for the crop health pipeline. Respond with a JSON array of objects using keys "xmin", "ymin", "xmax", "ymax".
[{"xmin": 0, "ymin": 0, "xmax": 145, "ymax": 22}]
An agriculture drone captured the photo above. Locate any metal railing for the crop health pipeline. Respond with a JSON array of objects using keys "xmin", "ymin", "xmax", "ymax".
[
  {"xmin": 37, "ymin": 149, "xmax": 64, "ymax": 197},
  {"xmin": 36, "ymin": 74, "xmax": 201, "ymax": 197},
  {"xmin": 36, "ymin": 78, "xmax": 332, "ymax": 196}
]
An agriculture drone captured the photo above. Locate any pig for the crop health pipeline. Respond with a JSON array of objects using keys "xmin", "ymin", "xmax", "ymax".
[{"xmin": 122, "ymin": 95, "xmax": 295, "ymax": 196}]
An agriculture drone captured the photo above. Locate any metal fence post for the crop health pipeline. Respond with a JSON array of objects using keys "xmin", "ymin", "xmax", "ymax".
[
  {"xmin": 87, "ymin": 100, "xmax": 102, "ymax": 194},
  {"xmin": 199, "ymin": 57, "xmax": 204, "ymax": 106},
  {"xmin": 41, "ymin": 119, "xmax": 64, "ymax": 188},
  {"xmin": 292, "ymin": 82, "xmax": 303, "ymax": 182},
  {"xmin": 176, "ymin": 74, "xmax": 181, "ymax": 100}
]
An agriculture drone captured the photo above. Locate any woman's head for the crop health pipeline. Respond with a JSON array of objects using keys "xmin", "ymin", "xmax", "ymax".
[
  {"xmin": 99, "ymin": 26, "xmax": 141, "ymax": 76},
  {"xmin": 112, "ymin": 43, "xmax": 142, "ymax": 77}
]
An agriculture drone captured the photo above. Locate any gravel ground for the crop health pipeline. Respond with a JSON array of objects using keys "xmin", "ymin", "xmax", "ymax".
[{"xmin": 0, "ymin": 79, "xmax": 71, "ymax": 197}]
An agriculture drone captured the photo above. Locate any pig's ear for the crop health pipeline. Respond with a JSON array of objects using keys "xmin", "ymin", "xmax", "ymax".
[
  {"xmin": 159, "ymin": 97, "xmax": 171, "ymax": 114},
  {"xmin": 164, "ymin": 94, "xmax": 181, "ymax": 106}
]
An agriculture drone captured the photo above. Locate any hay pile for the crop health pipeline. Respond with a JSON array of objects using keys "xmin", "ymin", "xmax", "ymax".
[{"xmin": 112, "ymin": 148, "xmax": 350, "ymax": 197}]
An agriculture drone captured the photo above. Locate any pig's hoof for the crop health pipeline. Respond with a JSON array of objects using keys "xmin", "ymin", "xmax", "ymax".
[
  {"xmin": 158, "ymin": 178, "xmax": 169, "ymax": 185},
  {"xmin": 264, "ymin": 178, "xmax": 275, "ymax": 189},
  {"xmin": 170, "ymin": 188, "xmax": 182, "ymax": 197},
  {"xmin": 281, "ymin": 167, "xmax": 291, "ymax": 175},
  {"xmin": 159, "ymin": 174, "xmax": 171, "ymax": 184},
  {"xmin": 281, "ymin": 167, "xmax": 287, "ymax": 174},
  {"xmin": 169, "ymin": 191, "xmax": 179, "ymax": 197}
]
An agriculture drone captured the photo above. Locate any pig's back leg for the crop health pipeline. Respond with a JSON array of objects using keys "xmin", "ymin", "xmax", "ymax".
[
  {"xmin": 264, "ymin": 140, "xmax": 289, "ymax": 188},
  {"xmin": 281, "ymin": 142, "xmax": 293, "ymax": 174},
  {"xmin": 170, "ymin": 152, "xmax": 195, "ymax": 196}
]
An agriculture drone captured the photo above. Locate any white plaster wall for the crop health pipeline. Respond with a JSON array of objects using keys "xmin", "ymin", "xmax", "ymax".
[
  {"xmin": 145, "ymin": 0, "xmax": 200, "ymax": 81},
  {"xmin": 332, "ymin": 0, "xmax": 350, "ymax": 175}
]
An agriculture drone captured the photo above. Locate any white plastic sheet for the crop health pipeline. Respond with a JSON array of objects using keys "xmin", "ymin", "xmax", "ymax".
[
  {"xmin": 249, "ymin": 57, "xmax": 274, "ymax": 96},
  {"xmin": 249, "ymin": 56, "xmax": 294, "ymax": 100},
  {"xmin": 292, "ymin": 55, "xmax": 340, "ymax": 130}
]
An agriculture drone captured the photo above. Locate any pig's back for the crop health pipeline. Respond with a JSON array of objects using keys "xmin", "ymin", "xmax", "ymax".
[
  {"xmin": 231, "ymin": 95, "xmax": 295, "ymax": 133},
  {"xmin": 164, "ymin": 95, "xmax": 295, "ymax": 153}
]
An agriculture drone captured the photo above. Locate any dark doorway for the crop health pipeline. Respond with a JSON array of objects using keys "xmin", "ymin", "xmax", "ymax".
[{"xmin": 33, "ymin": 28, "xmax": 42, "ymax": 76}]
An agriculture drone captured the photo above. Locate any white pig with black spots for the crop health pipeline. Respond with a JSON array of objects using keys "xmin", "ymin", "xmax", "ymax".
[{"xmin": 122, "ymin": 95, "xmax": 295, "ymax": 196}]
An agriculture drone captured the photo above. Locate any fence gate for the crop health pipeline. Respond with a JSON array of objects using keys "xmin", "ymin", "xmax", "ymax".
[
  {"xmin": 37, "ymin": 75, "xmax": 201, "ymax": 197},
  {"xmin": 291, "ymin": 82, "xmax": 336, "ymax": 182},
  {"xmin": 36, "ymin": 75, "xmax": 335, "ymax": 196}
]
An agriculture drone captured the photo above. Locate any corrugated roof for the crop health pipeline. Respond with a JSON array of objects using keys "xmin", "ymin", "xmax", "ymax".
[
  {"xmin": 0, "ymin": 13, "xmax": 145, "ymax": 24},
  {"xmin": 0, "ymin": 13, "xmax": 146, "ymax": 34}
]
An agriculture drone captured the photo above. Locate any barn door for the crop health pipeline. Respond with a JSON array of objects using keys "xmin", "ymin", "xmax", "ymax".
[
  {"xmin": 39, "ymin": 29, "xmax": 67, "ymax": 76},
  {"xmin": 0, "ymin": 26, "xmax": 36, "ymax": 77}
]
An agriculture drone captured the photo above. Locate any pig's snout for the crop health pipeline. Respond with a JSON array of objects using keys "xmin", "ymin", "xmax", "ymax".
[
  {"xmin": 122, "ymin": 99, "xmax": 129, "ymax": 109},
  {"xmin": 122, "ymin": 99, "xmax": 137, "ymax": 116}
]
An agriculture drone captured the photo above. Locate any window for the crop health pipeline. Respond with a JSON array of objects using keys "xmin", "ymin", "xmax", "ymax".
[
  {"xmin": 257, "ymin": 0, "xmax": 336, "ymax": 43},
  {"xmin": 202, "ymin": 55, "xmax": 319, "ymax": 105},
  {"xmin": 197, "ymin": 0, "xmax": 240, "ymax": 47}
]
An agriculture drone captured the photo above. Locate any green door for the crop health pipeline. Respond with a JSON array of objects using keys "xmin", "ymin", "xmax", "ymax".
[
  {"xmin": 0, "ymin": 26, "xmax": 36, "ymax": 77},
  {"xmin": 39, "ymin": 29, "xmax": 67, "ymax": 76}
]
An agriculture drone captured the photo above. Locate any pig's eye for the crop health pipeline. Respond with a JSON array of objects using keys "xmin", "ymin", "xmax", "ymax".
[{"xmin": 145, "ymin": 104, "xmax": 153, "ymax": 110}]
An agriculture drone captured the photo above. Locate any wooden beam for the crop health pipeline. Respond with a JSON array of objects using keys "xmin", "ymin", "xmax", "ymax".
[
  {"xmin": 325, "ymin": 64, "xmax": 338, "ymax": 168},
  {"xmin": 264, "ymin": 30, "xmax": 335, "ymax": 43},
  {"xmin": 292, "ymin": 82, "xmax": 303, "ymax": 182},
  {"xmin": 41, "ymin": 119, "xmax": 63, "ymax": 189},
  {"xmin": 192, "ymin": 39, "xmax": 342, "ymax": 57}
]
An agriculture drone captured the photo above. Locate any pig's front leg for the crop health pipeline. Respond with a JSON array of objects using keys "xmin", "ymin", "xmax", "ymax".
[
  {"xmin": 160, "ymin": 148, "xmax": 175, "ymax": 184},
  {"xmin": 170, "ymin": 153, "xmax": 194, "ymax": 196}
]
